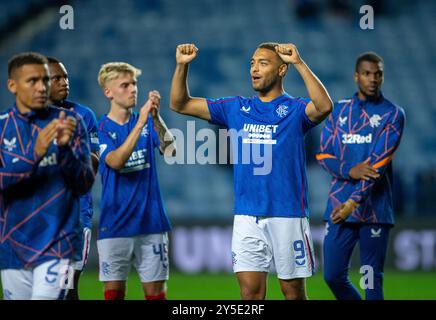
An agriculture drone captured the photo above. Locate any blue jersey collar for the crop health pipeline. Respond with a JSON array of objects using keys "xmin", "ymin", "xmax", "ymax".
[
  {"xmin": 353, "ymin": 92, "xmax": 385, "ymax": 106},
  {"xmin": 254, "ymin": 92, "xmax": 293, "ymax": 105},
  {"xmin": 54, "ymin": 99, "xmax": 75, "ymax": 110},
  {"xmin": 12, "ymin": 103, "xmax": 50, "ymax": 121}
]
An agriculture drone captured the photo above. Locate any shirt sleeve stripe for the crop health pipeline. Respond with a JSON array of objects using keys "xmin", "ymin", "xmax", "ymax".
[
  {"xmin": 315, "ymin": 153, "xmax": 337, "ymax": 160},
  {"xmin": 372, "ymin": 155, "xmax": 393, "ymax": 169}
]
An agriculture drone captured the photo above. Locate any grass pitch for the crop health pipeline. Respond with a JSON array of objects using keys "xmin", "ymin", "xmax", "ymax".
[{"xmin": 72, "ymin": 270, "xmax": 436, "ymax": 300}]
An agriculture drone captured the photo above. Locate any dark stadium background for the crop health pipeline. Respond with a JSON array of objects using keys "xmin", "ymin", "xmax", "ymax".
[{"xmin": 0, "ymin": 0, "xmax": 435, "ymax": 299}]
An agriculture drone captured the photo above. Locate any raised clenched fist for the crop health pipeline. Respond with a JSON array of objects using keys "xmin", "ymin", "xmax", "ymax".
[
  {"xmin": 176, "ymin": 44, "xmax": 199, "ymax": 65},
  {"xmin": 275, "ymin": 43, "xmax": 302, "ymax": 65}
]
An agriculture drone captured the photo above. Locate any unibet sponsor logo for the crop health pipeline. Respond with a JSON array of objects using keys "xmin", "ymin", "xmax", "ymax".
[
  {"xmin": 120, "ymin": 148, "xmax": 150, "ymax": 173},
  {"xmin": 242, "ymin": 124, "xmax": 278, "ymax": 145},
  {"xmin": 129, "ymin": 149, "xmax": 147, "ymax": 161},
  {"xmin": 342, "ymin": 133, "xmax": 372, "ymax": 144},
  {"xmin": 243, "ymin": 124, "xmax": 278, "ymax": 133}
]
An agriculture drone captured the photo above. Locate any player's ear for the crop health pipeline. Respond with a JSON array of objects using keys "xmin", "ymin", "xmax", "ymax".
[
  {"xmin": 353, "ymin": 71, "xmax": 358, "ymax": 84},
  {"xmin": 278, "ymin": 64, "xmax": 288, "ymax": 77},
  {"xmin": 7, "ymin": 79, "xmax": 17, "ymax": 94},
  {"xmin": 103, "ymin": 87, "xmax": 112, "ymax": 99}
]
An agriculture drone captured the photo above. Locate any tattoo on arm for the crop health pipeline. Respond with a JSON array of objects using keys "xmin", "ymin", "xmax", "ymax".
[{"xmin": 153, "ymin": 115, "xmax": 176, "ymax": 155}]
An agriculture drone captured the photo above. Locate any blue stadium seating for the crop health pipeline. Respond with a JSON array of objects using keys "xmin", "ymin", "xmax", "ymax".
[{"xmin": 1, "ymin": 0, "xmax": 435, "ymax": 219}]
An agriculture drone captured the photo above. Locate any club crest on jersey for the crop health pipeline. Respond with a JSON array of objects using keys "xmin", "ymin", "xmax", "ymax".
[
  {"xmin": 3, "ymin": 137, "xmax": 17, "ymax": 151},
  {"xmin": 141, "ymin": 124, "xmax": 149, "ymax": 137},
  {"xmin": 276, "ymin": 105, "xmax": 288, "ymax": 118},
  {"xmin": 339, "ymin": 116, "xmax": 347, "ymax": 127},
  {"xmin": 369, "ymin": 114, "xmax": 382, "ymax": 128},
  {"xmin": 240, "ymin": 106, "xmax": 251, "ymax": 114}
]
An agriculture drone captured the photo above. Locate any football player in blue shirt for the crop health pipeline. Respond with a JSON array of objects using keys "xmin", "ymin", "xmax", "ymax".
[
  {"xmin": 47, "ymin": 57, "xmax": 100, "ymax": 300},
  {"xmin": 170, "ymin": 43, "xmax": 333, "ymax": 300},
  {"xmin": 0, "ymin": 52, "xmax": 94, "ymax": 299},
  {"xmin": 96, "ymin": 62, "xmax": 176, "ymax": 300},
  {"xmin": 316, "ymin": 52, "xmax": 405, "ymax": 300}
]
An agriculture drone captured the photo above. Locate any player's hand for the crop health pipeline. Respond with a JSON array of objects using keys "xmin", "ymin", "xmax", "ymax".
[
  {"xmin": 330, "ymin": 199, "xmax": 359, "ymax": 224},
  {"xmin": 176, "ymin": 44, "xmax": 198, "ymax": 65},
  {"xmin": 149, "ymin": 90, "xmax": 161, "ymax": 118},
  {"xmin": 34, "ymin": 119, "xmax": 59, "ymax": 157},
  {"xmin": 275, "ymin": 44, "xmax": 302, "ymax": 65},
  {"xmin": 137, "ymin": 95, "xmax": 154, "ymax": 127},
  {"xmin": 349, "ymin": 158, "xmax": 380, "ymax": 181},
  {"xmin": 56, "ymin": 111, "xmax": 77, "ymax": 147}
]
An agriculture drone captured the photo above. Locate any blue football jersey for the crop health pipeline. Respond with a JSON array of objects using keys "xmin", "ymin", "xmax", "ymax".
[
  {"xmin": 207, "ymin": 93, "xmax": 318, "ymax": 217},
  {"xmin": 0, "ymin": 104, "xmax": 94, "ymax": 269},
  {"xmin": 56, "ymin": 100, "xmax": 99, "ymax": 229},
  {"xmin": 97, "ymin": 113, "xmax": 171, "ymax": 239},
  {"xmin": 316, "ymin": 93, "xmax": 405, "ymax": 224}
]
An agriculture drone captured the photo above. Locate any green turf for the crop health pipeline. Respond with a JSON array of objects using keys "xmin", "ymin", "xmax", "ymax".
[
  {"xmin": 1, "ymin": 270, "xmax": 435, "ymax": 299},
  {"xmin": 74, "ymin": 270, "xmax": 436, "ymax": 300}
]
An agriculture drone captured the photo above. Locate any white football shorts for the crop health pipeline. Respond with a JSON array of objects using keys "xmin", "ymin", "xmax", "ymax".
[
  {"xmin": 97, "ymin": 233, "xmax": 169, "ymax": 283},
  {"xmin": 1, "ymin": 258, "xmax": 72, "ymax": 300},
  {"xmin": 232, "ymin": 215, "xmax": 315, "ymax": 279}
]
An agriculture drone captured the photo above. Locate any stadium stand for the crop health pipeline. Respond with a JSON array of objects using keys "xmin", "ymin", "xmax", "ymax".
[{"xmin": 0, "ymin": 0, "xmax": 435, "ymax": 220}]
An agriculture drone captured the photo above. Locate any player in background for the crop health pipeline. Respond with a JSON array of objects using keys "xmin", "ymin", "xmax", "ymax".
[
  {"xmin": 170, "ymin": 43, "xmax": 333, "ymax": 300},
  {"xmin": 97, "ymin": 62, "xmax": 176, "ymax": 300},
  {"xmin": 316, "ymin": 52, "xmax": 405, "ymax": 300},
  {"xmin": 0, "ymin": 52, "xmax": 94, "ymax": 299},
  {"xmin": 47, "ymin": 57, "xmax": 99, "ymax": 300}
]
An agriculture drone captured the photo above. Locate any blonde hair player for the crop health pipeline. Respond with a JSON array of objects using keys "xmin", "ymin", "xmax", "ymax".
[{"xmin": 96, "ymin": 62, "xmax": 176, "ymax": 300}]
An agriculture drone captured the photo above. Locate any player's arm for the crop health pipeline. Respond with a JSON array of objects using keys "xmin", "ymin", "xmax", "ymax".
[
  {"xmin": 57, "ymin": 111, "xmax": 95, "ymax": 195},
  {"xmin": 86, "ymin": 110, "xmax": 100, "ymax": 174},
  {"xmin": 315, "ymin": 114, "xmax": 378, "ymax": 181},
  {"xmin": 275, "ymin": 44, "xmax": 333, "ymax": 123},
  {"xmin": 316, "ymin": 114, "xmax": 351, "ymax": 180},
  {"xmin": 150, "ymin": 91, "xmax": 176, "ymax": 157},
  {"xmin": 170, "ymin": 44, "xmax": 210, "ymax": 121},
  {"xmin": 0, "ymin": 119, "xmax": 58, "ymax": 191},
  {"xmin": 104, "ymin": 94, "xmax": 155, "ymax": 170},
  {"xmin": 90, "ymin": 150, "xmax": 99, "ymax": 174},
  {"xmin": 331, "ymin": 109, "xmax": 405, "ymax": 224}
]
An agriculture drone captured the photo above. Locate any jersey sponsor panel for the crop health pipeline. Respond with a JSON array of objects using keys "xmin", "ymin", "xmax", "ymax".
[{"xmin": 207, "ymin": 93, "xmax": 317, "ymax": 217}]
